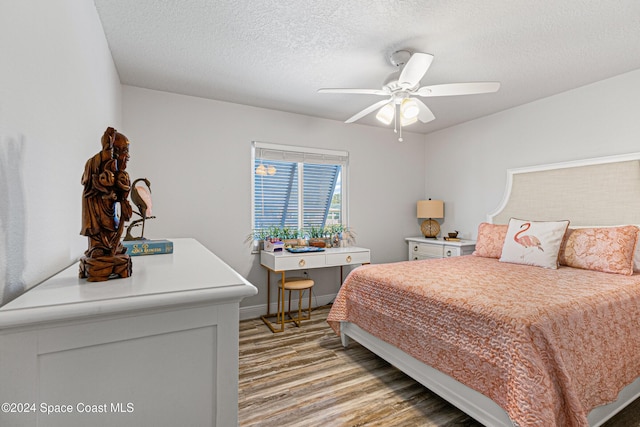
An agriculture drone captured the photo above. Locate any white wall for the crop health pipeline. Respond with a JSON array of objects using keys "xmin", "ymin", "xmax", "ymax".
[
  {"xmin": 424, "ymin": 69, "xmax": 640, "ymax": 239},
  {"xmin": 0, "ymin": 1, "xmax": 122, "ymax": 305},
  {"xmin": 122, "ymin": 86, "xmax": 426, "ymax": 313},
  {"xmin": 7, "ymin": 1, "xmax": 634, "ymax": 317}
]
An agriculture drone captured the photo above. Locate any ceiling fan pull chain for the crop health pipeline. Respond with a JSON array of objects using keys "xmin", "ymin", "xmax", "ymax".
[
  {"xmin": 397, "ymin": 103, "xmax": 403, "ymax": 142},
  {"xmin": 393, "ymin": 104, "xmax": 398, "ymax": 134}
]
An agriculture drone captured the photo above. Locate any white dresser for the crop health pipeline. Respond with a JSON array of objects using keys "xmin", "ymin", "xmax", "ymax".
[
  {"xmin": 406, "ymin": 237, "xmax": 476, "ymax": 261},
  {"xmin": 0, "ymin": 238, "xmax": 257, "ymax": 427}
]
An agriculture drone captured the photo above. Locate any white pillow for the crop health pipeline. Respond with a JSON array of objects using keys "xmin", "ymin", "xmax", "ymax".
[{"xmin": 499, "ymin": 218, "xmax": 570, "ymax": 269}]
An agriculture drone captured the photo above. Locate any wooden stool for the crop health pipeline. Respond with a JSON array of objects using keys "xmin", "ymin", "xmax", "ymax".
[{"xmin": 276, "ymin": 277, "xmax": 314, "ymax": 328}]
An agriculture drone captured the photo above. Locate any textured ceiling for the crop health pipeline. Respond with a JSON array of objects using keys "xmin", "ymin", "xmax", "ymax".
[{"xmin": 93, "ymin": 0, "xmax": 640, "ymax": 134}]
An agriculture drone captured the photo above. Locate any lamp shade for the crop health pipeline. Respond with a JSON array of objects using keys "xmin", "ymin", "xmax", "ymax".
[
  {"xmin": 417, "ymin": 199, "xmax": 444, "ymax": 219},
  {"xmin": 401, "ymin": 98, "xmax": 420, "ymax": 120},
  {"xmin": 400, "ymin": 115, "xmax": 418, "ymax": 127},
  {"xmin": 376, "ymin": 103, "xmax": 395, "ymax": 125}
]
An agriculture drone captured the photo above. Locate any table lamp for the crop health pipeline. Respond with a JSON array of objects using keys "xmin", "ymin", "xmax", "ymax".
[{"xmin": 417, "ymin": 199, "xmax": 444, "ymax": 238}]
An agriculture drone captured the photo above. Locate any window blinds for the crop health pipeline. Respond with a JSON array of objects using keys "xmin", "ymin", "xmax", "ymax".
[{"xmin": 252, "ymin": 142, "xmax": 347, "ymax": 231}]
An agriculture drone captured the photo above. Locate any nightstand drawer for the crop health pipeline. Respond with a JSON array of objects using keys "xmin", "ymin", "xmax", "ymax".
[
  {"xmin": 410, "ymin": 243, "xmax": 443, "ymax": 258},
  {"xmin": 443, "ymin": 246, "xmax": 461, "ymax": 257},
  {"xmin": 406, "ymin": 237, "xmax": 476, "ymax": 261}
]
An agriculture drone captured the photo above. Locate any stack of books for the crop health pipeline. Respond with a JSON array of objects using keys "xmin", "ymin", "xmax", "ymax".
[{"xmin": 122, "ymin": 239, "xmax": 173, "ymax": 256}]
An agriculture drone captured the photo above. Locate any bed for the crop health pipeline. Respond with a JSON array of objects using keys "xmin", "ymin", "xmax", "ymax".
[{"xmin": 327, "ymin": 152, "xmax": 640, "ymax": 427}]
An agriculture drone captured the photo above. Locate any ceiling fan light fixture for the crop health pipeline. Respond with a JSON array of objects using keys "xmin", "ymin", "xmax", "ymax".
[
  {"xmin": 400, "ymin": 115, "xmax": 418, "ymax": 127},
  {"xmin": 401, "ymin": 98, "xmax": 420, "ymax": 120},
  {"xmin": 376, "ymin": 103, "xmax": 395, "ymax": 125},
  {"xmin": 317, "ymin": 50, "xmax": 500, "ymax": 141}
]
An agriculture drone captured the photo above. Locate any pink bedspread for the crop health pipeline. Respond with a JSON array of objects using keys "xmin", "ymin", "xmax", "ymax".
[{"xmin": 327, "ymin": 256, "xmax": 640, "ymax": 427}]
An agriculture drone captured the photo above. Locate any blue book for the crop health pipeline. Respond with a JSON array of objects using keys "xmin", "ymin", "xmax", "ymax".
[{"xmin": 122, "ymin": 239, "xmax": 173, "ymax": 256}]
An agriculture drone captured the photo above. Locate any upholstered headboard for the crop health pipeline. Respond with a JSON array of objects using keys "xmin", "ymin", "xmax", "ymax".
[{"xmin": 489, "ymin": 153, "xmax": 640, "ymax": 226}]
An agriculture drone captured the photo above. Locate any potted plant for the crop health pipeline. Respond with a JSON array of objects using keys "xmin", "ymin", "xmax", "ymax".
[
  {"xmin": 307, "ymin": 225, "xmax": 326, "ymax": 248},
  {"xmin": 279, "ymin": 227, "xmax": 302, "ymax": 247},
  {"xmin": 327, "ymin": 224, "xmax": 344, "ymax": 247},
  {"xmin": 330, "ymin": 224, "xmax": 356, "ymax": 247},
  {"xmin": 245, "ymin": 228, "xmax": 271, "ymax": 252}
]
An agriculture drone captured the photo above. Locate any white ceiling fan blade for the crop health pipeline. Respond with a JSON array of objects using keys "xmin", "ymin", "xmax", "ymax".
[
  {"xmin": 398, "ymin": 53, "xmax": 434, "ymax": 88},
  {"xmin": 318, "ymin": 88, "xmax": 388, "ymax": 96},
  {"xmin": 417, "ymin": 82, "xmax": 501, "ymax": 97},
  {"xmin": 345, "ymin": 99, "xmax": 392, "ymax": 123},
  {"xmin": 413, "ymin": 99, "xmax": 436, "ymax": 123}
]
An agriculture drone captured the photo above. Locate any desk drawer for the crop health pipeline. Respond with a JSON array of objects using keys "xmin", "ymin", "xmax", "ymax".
[
  {"xmin": 325, "ymin": 251, "xmax": 370, "ymax": 266},
  {"xmin": 273, "ymin": 254, "xmax": 326, "ymax": 271}
]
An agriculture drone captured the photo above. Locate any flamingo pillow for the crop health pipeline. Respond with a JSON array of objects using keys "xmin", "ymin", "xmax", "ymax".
[{"xmin": 499, "ymin": 218, "xmax": 570, "ymax": 269}]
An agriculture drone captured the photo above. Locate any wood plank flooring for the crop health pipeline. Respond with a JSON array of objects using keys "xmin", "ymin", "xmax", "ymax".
[{"xmin": 238, "ymin": 306, "xmax": 640, "ymax": 427}]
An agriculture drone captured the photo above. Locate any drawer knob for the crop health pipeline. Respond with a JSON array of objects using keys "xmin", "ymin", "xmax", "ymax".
[
  {"xmin": 413, "ymin": 245, "xmax": 418, "ymax": 252},
  {"xmin": 299, "ymin": 259, "xmax": 306, "ymax": 267},
  {"xmin": 346, "ymin": 255, "xmax": 352, "ymax": 263},
  {"xmin": 446, "ymin": 250, "xmax": 452, "ymax": 257}
]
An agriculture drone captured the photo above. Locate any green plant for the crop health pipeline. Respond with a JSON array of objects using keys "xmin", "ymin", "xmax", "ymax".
[
  {"xmin": 279, "ymin": 227, "xmax": 301, "ymax": 240},
  {"xmin": 334, "ymin": 224, "xmax": 356, "ymax": 245},
  {"xmin": 244, "ymin": 228, "xmax": 271, "ymax": 244},
  {"xmin": 305, "ymin": 225, "xmax": 322, "ymax": 238},
  {"xmin": 327, "ymin": 224, "xmax": 344, "ymax": 235},
  {"xmin": 246, "ymin": 226, "xmax": 305, "ymax": 243},
  {"xmin": 247, "ymin": 225, "xmax": 353, "ymax": 244}
]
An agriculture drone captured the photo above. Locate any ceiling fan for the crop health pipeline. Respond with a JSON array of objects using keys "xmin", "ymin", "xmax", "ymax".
[{"xmin": 318, "ymin": 50, "xmax": 500, "ymax": 141}]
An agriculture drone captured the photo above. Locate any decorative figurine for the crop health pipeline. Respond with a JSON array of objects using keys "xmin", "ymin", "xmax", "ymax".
[
  {"xmin": 121, "ymin": 177, "xmax": 173, "ymax": 256},
  {"xmin": 124, "ymin": 178, "xmax": 155, "ymax": 241},
  {"xmin": 79, "ymin": 127, "xmax": 133, "ymax": 282}
]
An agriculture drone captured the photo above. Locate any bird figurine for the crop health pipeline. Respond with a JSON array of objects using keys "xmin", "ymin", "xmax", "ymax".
[
  {"xmin": 514, "ymin": 222, "xmax": 543, "ymax": 251},
  {"xmin": 124, "ymin": 178, "xmax": 155, "ymax": 241}
]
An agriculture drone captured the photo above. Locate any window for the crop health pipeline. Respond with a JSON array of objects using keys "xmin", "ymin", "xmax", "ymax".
[{"xmin": 251, "ymin": 141, "xmax": 348, "ymax": 242}]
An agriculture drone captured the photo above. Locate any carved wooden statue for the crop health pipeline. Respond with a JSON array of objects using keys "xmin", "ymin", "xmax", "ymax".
[{"xmin": 79, "ymin": 127, "xmax": 133, "ymax": 282}]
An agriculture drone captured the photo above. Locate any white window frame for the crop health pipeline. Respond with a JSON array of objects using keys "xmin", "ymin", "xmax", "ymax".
[{"xmin": 250, "ymin": 141, "xmax": 349, "ymax": 244}]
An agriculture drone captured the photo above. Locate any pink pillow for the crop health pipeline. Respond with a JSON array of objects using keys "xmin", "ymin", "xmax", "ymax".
[
  {"xmin": 472, "ymin": 223, "xmax": 508, "ymax": 259},
  {"xmin": 559, "ymin": 226, "xmax": 639, "ymax": 275}
]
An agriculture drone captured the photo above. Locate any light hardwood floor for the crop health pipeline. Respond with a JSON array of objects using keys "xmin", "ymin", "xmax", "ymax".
[{"xmin": 238, "ymin": 306, "xmax": 640, "ymax": 427}]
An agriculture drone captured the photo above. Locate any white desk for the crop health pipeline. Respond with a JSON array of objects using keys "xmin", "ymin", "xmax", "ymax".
[
  {"xmin": 0, "ymin": 238, "xmax": 257, "ymax": 427},
  {"xmin": 260, "ymin": 246, "xmax": 370, "ymax": 332}
]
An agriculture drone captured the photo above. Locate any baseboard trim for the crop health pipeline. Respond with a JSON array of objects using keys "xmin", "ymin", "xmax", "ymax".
[{"xmin": 240, "ymin": 292, "xmax": 337, "ymax": 321}]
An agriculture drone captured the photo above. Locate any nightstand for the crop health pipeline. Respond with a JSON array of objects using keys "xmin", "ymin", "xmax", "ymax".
[{"xmin": 406, "ymin": 237, "xmax": 476, "ymax": 261}]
